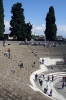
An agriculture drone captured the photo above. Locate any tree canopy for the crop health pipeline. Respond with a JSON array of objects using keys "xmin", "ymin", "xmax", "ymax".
[
  {"xmin": 25, "ymin": 22, "xmax": 33, "ymax": 40},
  {"xmin": 10, "ymin": 2, "xmax": 32, "ymax": 40},
  {"xmin": 0, "ymin": 0, "xmax": 5, "ymax": 40},
  {"xmin": 45, "ymin": 6, "xmax": 57, "ymax": 41}
]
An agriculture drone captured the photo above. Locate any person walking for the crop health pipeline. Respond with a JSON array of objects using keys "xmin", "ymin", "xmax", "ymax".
[
  {"xmin": 52, "ymin": 75, "xmax": 54, "ymax": 81},
  {"xmin": 19, "ymin": 61, "xmax": 24, "ymax": 68},
  {"xmin": 35, "ymin": 73, "xmax": 38, "ymax": 81},
  {"xmin": 48, "ymin": 75, "xmax": 50, "ymax": 81},
  {"xmin": 49, "ymin": 89, "xmax": 52, "ymax": 96},
  {"xmin": 42, "ymin": 58, "xmax": 44, "ymax": 64},
  {"xmin": 33, "ymin": 61, "xmax": 36, "ymax": 67},
  {"xmin": 45, "ymin": 85, "xmax": 48, "ymax": 94},
  {"xmin": 44, "ymin": 85, "xmax": 48, "ymax": 94},
  {"xmin": 43, "ymin": 74, "xmax": 45, "ymax": 79},
  {"xmin": 62, "ymin": 82, "xmax": 64, "ymax": 89},
  {"xmin": 62, "ymin": 76, "xmax": 65, "ymax": 82},
  {"xmin": 40, "ymin": 80, "xmax": 43, "ymax": 86},
  {"xmin": 8, "ymin": 48, "xmax": 11, "ymax": 59},
  {"xmin": 12, "ymin": 67, "xmax": 15, "ymax": 74},
  {"xmin": 65, "ymin": 77, "xmax": 66, "ymax": 86}
]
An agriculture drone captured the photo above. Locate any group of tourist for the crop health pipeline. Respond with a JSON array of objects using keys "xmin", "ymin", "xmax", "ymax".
[
  {"xmin": 62, "ymin": 76, "xmax": 66, "ymax": 89},
  {"xmin": 47, "ymin": 75, "xmax": 54, "ymax": 82},
  {"xmin": 31, "ymin": 41, "xmax": 61, "ymax": 48},
  {"xmin": 18, "ymin": 39, "xmax": 62, "ymax": 49},
  {"xmin": 3, "ymin": 42, "xmax": 24, "ymax": 75},
  {"xmin": 11, "ymin": 61, "xmax": 24, "ymax": 74},
  {"xmin": 34, "ymin": 73, "xmax": 54, "ymax": 96},
  {"xmin": 40, "ymin": 58, "xmax": 44, "ymax": 64},
  {"xmin": 44, "ymin": 85, "xmax": 53, "ymax": 96}
]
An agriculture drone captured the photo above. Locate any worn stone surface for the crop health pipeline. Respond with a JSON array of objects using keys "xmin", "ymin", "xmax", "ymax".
[{"xmin": 0, "ymin": 41, "xmax": 66, "ymax": 100}]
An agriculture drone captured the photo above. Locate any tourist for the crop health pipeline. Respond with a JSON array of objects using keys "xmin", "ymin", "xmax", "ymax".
[
  {"xmin": 44, "ymin": 85, "xmax": 48, "ymax": 94},
  {"xmin": 42, "ymin": 58, "xmax": 44, "ymax": 64},
  {"xmin": 65, "ymin": 77, "xmax": 66, "ymax": 86},
  {"xmin": 35, "ymin": 73, "xmax": 38, "ymax": 81},
  {"xmin": 40, "ymin": 79, "xmax": 43, "ymax": 86},
  {"xmin": 35, "ymin": 52, "xmax": 37, "ymax": 56},
  {"xmin": 32, "ymin": 49, "xmax": 34, "ymax": 53},
  {"xmin": 32, "ymin": 61, "xmax": 36, "ymax": 67},
  {"xmin": 9, "ymin": 51, "xmax": 10, "ymax": 59},
  {"xmin": 49, "ymin": 89, "xmax": 52, "ymax": 96},
  {"xmin": 19, "ymin": 61, "xmax": 24, "ymax": 68},
  {"xmin": 3, "ymin": 39, "xmax": 6, "ymax": 46},
  {"xmin": 62, "ymin": 76, "xmax": 65, "ymax": 82},
  {"xmin": 52, "ymin": 75, "xmax": 54, "ymax": 81},
  {"xmin": 12, "ymin": 67, "xmax": 15, "ymax": 74},
  {"xmin": 33, "ymin": 61, "xmax": 35, "ymax": 67},
  {"xmin": 43, "ymin": 74, "xmax": 45, "ymax": 79},
  {"xmin": 39, "ymin": 78, "xmax": 40, "ymax": 83},
  {"xmin": 44, "ymin": 88, "xmax": 46, "ymax": 93},
  {"xmin": 48, "ymin": 75, "xmax": 50, "ymax": 81},
  {"xmin": 46, "ymin": 85, "xmax": 48, "ymax": 93},
  {"xmin": 18, "ymin": 61, "xmax": 23, "ymax": 68},
  {"xmin": 8, "ymin": 48, "xmax": 11, "ymax": 59},
  {"xmin": 63, "ymin": 56, "xmax": 65, "ymax": 64},
  {"xmin": 62, "ymin": 82, "xmax": 64, "ymax": 89},
  {"xmin": 4, "ymin": 50, "xmax": 8, "ymax": 57},
  {"xmin": 8, "ymin": 48, "xmax": 10, "ymax": 52},
  {"xmin": 51, "ymin": 66, "xmax": 54, "ymax": 70}
]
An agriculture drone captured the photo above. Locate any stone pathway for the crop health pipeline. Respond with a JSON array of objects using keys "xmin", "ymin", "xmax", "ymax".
[{"xmin": 29, "ymin": 57, "xmax": 66, "ymax": 100}]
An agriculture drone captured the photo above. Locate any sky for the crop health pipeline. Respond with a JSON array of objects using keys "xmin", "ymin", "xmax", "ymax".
[{"xmin": 3, "ymin": 0, "xmax": 66, "ymax": 38}]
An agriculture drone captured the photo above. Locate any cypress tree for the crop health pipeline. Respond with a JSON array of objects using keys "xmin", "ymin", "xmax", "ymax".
[
  {"xmin": 9, "ymin": 2, "xmax": 25, "ymax": 40},
  {"xmin": 45, "ymin": 6, "xmax": 57, "ymax": 41},
  {"xmin": 0, "ymin": 0, "xmax": 5, "ymax": 40},
  {"xmin": 10, "ymin": 2, "xmax": 33, "ymax": 41}
]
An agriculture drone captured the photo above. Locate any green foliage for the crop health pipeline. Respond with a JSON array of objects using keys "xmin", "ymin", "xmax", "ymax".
[
  {"xmin": 0, "ymin": 0, "xmax": 5, "ymax": 40},
  {"xmin": 10, "ymin": 2, "xmax": 32, "ymax": 41},
  {"xmin": 31, "ymin": 34, "xmax": 35, "ymax": 39},
  {"xmin": 45, "ymin": 6, "xmax": 57, "ymax": 41},
  {"xmin": 9, "ymin": 2, "xmax": 25, "ymax": 40},
  {"xmin": 25, "ymin": 22, "xmax": 33, "ymax": 40}
]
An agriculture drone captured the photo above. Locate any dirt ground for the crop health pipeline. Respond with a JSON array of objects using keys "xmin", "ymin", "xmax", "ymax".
[{"xmin": 0, "ymin": 41, "xmax": 66, "ymax": 100}]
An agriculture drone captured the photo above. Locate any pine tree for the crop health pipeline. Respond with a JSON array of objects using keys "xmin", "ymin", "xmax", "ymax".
[
  {"xmin": 45, "ymin": 6, "xmax": 57, "ymax": 41},
  {"xmin": 0, "ymin": 0, "xmax": 5, "ymax": 40}
]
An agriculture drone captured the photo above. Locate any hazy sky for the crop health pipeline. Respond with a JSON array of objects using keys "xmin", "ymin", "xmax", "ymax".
[{"xmin": 3, "ymin": 0, "xmax": 66, "ymax": 37}]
